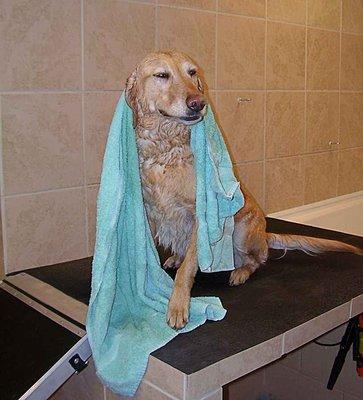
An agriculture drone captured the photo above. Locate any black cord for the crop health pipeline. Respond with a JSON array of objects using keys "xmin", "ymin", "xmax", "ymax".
[{"xmin": 313, "ymin": 339, "xmax": 341, "ymax": 347}]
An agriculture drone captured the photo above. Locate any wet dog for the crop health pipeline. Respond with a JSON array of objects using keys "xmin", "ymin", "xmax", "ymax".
[{"xmin": 125, "ymin": 51, "xmax": 363, "ymax": 329}]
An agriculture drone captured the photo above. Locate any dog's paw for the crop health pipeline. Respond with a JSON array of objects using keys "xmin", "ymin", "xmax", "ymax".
[
  {"xmin": 167, "ymin": 295, "xmax": 189, "ymax": 330},
  {"xmin": 163, "ymin": 255, "xmax": 182, "ymax": 270},
  {"xmin": 229, "ymin": 267, "xmax": 251, "ymax": 286}
]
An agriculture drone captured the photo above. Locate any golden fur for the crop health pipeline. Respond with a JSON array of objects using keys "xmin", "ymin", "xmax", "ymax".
[{"xmin": 125, "ymin": 51, "xmax": 363, "ymax": 329}]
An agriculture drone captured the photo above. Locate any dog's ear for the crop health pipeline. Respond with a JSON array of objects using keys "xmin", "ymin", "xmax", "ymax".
[{"xmin": 125, "ymin": 69, "xmax": 140, "ymax": 128}]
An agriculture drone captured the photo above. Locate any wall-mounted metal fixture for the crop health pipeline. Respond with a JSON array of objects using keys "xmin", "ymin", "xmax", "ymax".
[
  {"xmin": 237, "ymin": 97, "xmax": 252, "ymax": 103},
  {"xmin": 328, "ymin": 141, "xmax": 340, "ymax": 146}
]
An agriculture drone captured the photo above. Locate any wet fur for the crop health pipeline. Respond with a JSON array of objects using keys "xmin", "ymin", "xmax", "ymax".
[{"xmin": 126, "ymin": 51, "xmax": 363, "ymax": 329}]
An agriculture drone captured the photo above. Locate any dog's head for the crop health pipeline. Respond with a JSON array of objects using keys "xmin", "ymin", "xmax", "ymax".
[{"xmin": 125, "ymin": 51, "xmax": 208, "ymax": 127}]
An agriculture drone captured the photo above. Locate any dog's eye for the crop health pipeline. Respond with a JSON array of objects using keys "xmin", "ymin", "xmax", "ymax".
[
  {"xmin": 153, "ymin": 72, "xmax": 170, "ymax": 79},
  {"xmin": 188, "ymin": 69, "xmax": 197, "ymax": 77}
]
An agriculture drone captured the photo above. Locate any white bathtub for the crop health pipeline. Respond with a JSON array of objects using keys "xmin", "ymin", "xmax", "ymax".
[{"xmin": 269, "ymin": 191, "xmax": 363, "ymax": 237}]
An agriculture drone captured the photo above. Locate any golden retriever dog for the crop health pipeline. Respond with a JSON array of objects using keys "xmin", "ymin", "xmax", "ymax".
[{"xmin": 125, "ymin": 51, "xmax": 362, "ymax": 330}]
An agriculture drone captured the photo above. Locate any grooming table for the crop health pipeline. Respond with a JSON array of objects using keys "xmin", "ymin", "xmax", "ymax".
[{"xmin": 4, "ymin": 218, "xmax": 363, "ymax": 400}]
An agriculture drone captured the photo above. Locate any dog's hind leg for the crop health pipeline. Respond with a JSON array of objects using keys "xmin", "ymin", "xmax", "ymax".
[
  {"xmin": 230, "ymin": 213, "xmax": 268, "ymax": 286},
  {"xmin": 229, "ymin": 256, "xmax": 260, "ymax": 286}
]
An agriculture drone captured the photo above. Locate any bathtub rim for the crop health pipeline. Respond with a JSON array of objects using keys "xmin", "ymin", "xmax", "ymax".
[{"xmin": 268, "ymin": 190, "xmax": 363, "ymax": 237}]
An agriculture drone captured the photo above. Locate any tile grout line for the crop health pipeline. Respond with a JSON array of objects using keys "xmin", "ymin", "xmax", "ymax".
[
  {"xmin": 183, "ymin": 373, "xmax": 187, "ymax": 400},
  {"xmin": 81, "ymin": 0, "xmax": 90, "ymax": 256},
  {"xmin": 124, "ymin": 0, "xmax": 158, "ymax": 6},
  {"xmin": 1, "ymin": 88, "xmax": 362, "ymax": 95},
  {"xmin": 149, "ymin": 1, "xmax": 363, "ymax": 37},
  {"xmin": 277, "ymin": 362, "xmax": 347, "ymax": 390},
  {"xmin": 281, "ymin": 332, "xmax": 286, "ymax": 356},
  {"xmin": 336, "ymin": 0, "xmax": 343, "ymax": 197},
  {"xmin": 205, "ymin": 89, "xmax": 344, "ymax": 93},
  {"xmin": 302, "ymin": 0, "xmax": 308, "ymax": 205},
  {"xmin": 0, "ymin": 96, "xmax": 9, "ymax": 274},
  {"xmin": 262, "ymin": 0, "xmax": 268, "ymax": 211},
  {"xmin": 199, "ymin": 387, "xmax": 222, "ymax": 400},
  {"xmin": 0, "ymin": 89, "xmax": 123, "ymax": 95},
  {"xmin": 143, "ymin": 378, "xmax": 181, "ymax": 400},
  {"xmin": 155, "ymin": 1, "xmax": 159, "ymax": 50},
  {"xmin": 214, "ymin": 0, "xmax": 218, "ymax": 91},
  {"xmin": 2, "ymin": 141, "xmax": 357, "ymax": 201},
  {"xmin": 4, "ymin": 185, "xmax": 88, "ymax": 199},
  {"xmin": 266, "ymin": 151, "xmax": 333, "ymax": 162}
]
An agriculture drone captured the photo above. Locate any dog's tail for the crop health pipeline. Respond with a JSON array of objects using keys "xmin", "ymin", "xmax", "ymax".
[{"xmin": 267, "ymin": 233, "xmax": 363, "ymax": 256}]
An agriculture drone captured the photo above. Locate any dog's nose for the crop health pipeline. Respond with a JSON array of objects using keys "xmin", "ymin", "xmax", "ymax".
[{"xmin": 186, "ymin": 95, "xmax": 206, "ymax": 112}]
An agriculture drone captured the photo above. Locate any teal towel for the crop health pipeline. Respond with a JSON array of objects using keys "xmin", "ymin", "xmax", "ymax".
[{"xmin": 86, "ymin": 93, "xmax": 244, "ymax": 396}]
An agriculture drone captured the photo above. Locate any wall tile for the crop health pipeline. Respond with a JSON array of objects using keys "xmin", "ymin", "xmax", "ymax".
[
  {"xmin": 267, "ymin": 0, "xmax": 306, "ymax": 24},
  {"xmin": 2, "ymin": 94, "xmax": 83, "ymax": 195},
  {"xmin": 306, "ymin": 92, "xmax": 339, "ymax": 153},
  {"xmin": 300, "ymin": 325, "xmax": 346, "ymax": 382},
  {"xmin": 267, "ymin": 21, "xmax": 305, "ymax": 89},
  {"xmin": 340, "ymin": 93, "xmax": 363, "ymax": 149},
  {"xmin": 307, "ymin": 28, "xmax": 340, "ymax": 90},
  {"xmin": 234, "ymin": 162, "xmax": 264, "ymax": 208},
  {"xmin": 144, "ymin": 357, "xmax": 186, "ymax": 400},
  {"xmin": 84, "ymin": 1, "xmax": 155, "ymax": 90},
  {"xmin": 280, "ymin": 349, "xmax": 301, "ymax": 370},
  {"xmin": 344, "ymin": 395, "xmax": 363, "ymax": 400},
  {"xmin": 342, "ymin": 0, "xmax": 363, "ymax": 34},
  {"xmin": 50, "ymin": 359, "xmax": 104, "ymax": 400},
  {"xmin": 87, "ymin": 185, "xmax": 99, "ymax": 256},
  {"xmin": 0, "ymin": 0, "xmax": 81, "ymax": 90},
  {"xmin": 159, "ymin": 0, "xmax": 216, "ymax": 10},
  {"xmin": 299, "ymin": 325, "xmax": 363, "ymax": 397},
  {"xmin": 307, "ymin": 0, "xmax": 341, "ymax": 31},
  {"xmin": 264, "ymin": 362, "xmax": 344, "ymax": 400},
  {"xmin": 5, "ymin": 188, "xmax": 87, "ymax": 272},
  {"xmin": 186, "ymin": 335, "xmax": 283, "ymax": 399},
  {"xmin": 216, "ymin": 92, "xmax": 264, "ymax": 163},
  {"xmin": 84, "ymin": 92, "xmax": 120, "ymax": 184},
  {"xmin": 338, "ymin": 148, "xmax": 363, "ymax": 195},
  {"xmin": 218, "ymin": 0, "xmax": 266, "ymax": 17},
  {"xmin": 217, "ymin": 15, "xmax": 265, "ymax": 89},
  {"xmin": 303, "ymin": 151, "xmax": 338, "ymax": 204},
  {"xmin": 105, "ymin": 380, "xmax": 173, "ymax": 400},
  {"xmin": 334, "ymin": 346, "xmax": 363, "ymax": 396},
  {"xmin": 203, "ymin": 389, "xmax": 222, "ymax": 400},
  {"xmin": 226, "ymin": 368, "xmax": 265, "ymax": 400},
  {"xmin": 341, "ymin": 34, "xmax": 363, "ymax": 91},
  {"xmin": 158, "ymin": 6, "xmax": 216, "ymax": 87},
  {"xmin": 1, "ymin": 0, "xmax": 363, "ymax": 276},
  {"xmin": 265, "ymin": 156, "xmax": 303, "ymax": 213},
  {"xmin": 266, "ymin": 91, "xmax": 305, "ymax": 158},
  {"xmin": 208, "ymin": 90, "xmax": 217, "ymax": 111}
]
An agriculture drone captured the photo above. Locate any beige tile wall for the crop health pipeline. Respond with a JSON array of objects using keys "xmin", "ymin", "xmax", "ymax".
[{"xmin": 0, "ymin": 0, "xmax": 362, "ymax": 273}]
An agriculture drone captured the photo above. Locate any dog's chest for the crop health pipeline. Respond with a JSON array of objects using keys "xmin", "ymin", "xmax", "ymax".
[
  {"xmin": 138, "ymin": 141, "xmax": 196, "ymax": 212},
  {"xmin": 136, "ymin": 127, "xmax": 196, "ymax": 255}
]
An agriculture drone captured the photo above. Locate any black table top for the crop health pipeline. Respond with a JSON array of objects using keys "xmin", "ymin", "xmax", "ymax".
[{"xmin": 24, "ymin": 218, "xmax": 363, "ymax": 375}]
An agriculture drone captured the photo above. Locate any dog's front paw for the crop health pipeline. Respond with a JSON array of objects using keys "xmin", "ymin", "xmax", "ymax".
[
  {"xmin": 167, "ymin": 293, "xmax": 189, "ymax": 330},
  {"xmin": 163, "ymin": 255, "xmax": 182, "ymax": 270},
  {"xmin": 229, "ymin": 267, "xmax": 251, "ymax": 286}
]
